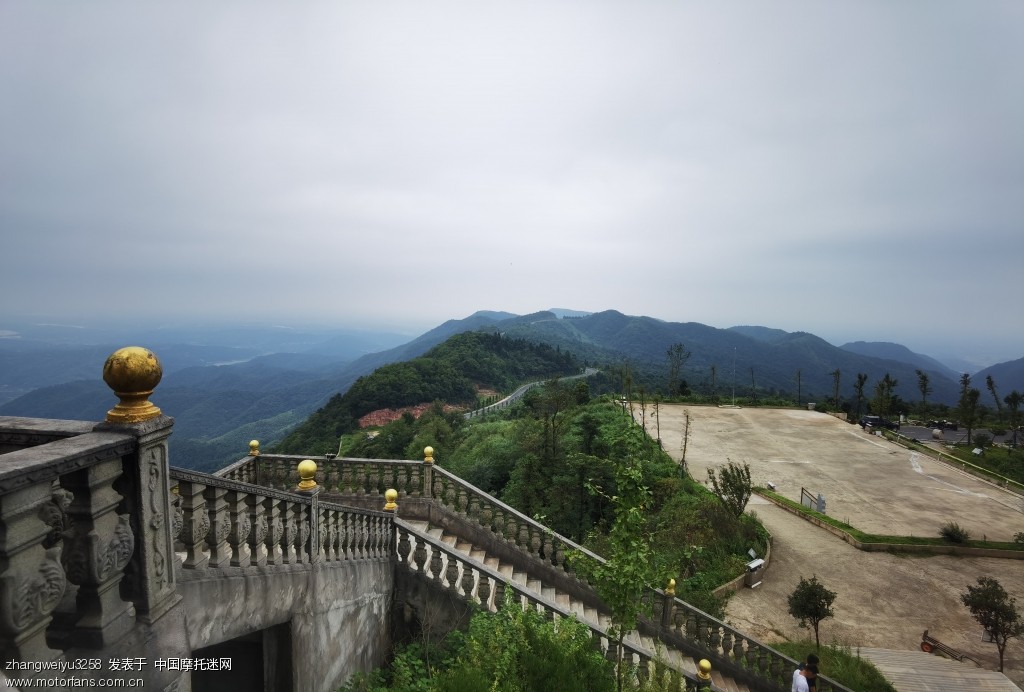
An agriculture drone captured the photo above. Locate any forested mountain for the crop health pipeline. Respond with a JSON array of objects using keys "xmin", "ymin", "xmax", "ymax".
[
  {"xmin": 483, "ymin": 310, "xmax": 967, "ymax": 406},
  {"xmin": 4, "ymin": 309, "xmax": 1020, "ymax": 471},
  {"xmin": 277, "ymin": 332, "xmax": 580, "ymax": 454},
  {"xmin": 839, "ymin": 341, "xmax": 959, "ymax": 380}
]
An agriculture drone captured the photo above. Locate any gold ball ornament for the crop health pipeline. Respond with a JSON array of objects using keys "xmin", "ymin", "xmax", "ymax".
[
  {"xmin": 384, "ymin": 489, "xmax": 398, "ymax": 511},
  {"xmin": 297, "ymin": 459, "xmax": 318, "ymax": 490},
  {"xmin": 249, "ymin": 440, "xmax": 260, "ymax": 456},
  {"xmin": 698, "ymin": 659, "xmax": 712, "ymax": 680},
  {"xmin": 103, "ymin": 346, "xmax": 163, "ymax": 423},
  {"xmin": 423, "ymin": 446, "xmax": 434, "ymax": 464}
]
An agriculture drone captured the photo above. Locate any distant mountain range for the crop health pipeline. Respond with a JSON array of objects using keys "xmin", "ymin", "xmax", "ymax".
[{"xmin": 1, "ymin": 310, "xmax": 1020, "ymax": 471}]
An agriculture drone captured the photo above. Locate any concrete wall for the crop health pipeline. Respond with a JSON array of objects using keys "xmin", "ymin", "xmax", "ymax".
[{"xmin": 178, "ymin": 558, "xmax": 394, "ymax": 692}]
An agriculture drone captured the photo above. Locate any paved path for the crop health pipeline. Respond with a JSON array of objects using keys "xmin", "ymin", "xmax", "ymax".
[
  {"xmin": 858, "ymin": 648, "xmax": 1020, "ymax": 691},
  {"xmin": 648, "ymin": 404, "xmax": 1024, "ymax": 688}
]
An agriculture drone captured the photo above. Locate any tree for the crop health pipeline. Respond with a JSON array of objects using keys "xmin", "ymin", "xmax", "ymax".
[
  {"xmin": 666, "ymin": 343, "xmax": 690, "ymax": 396},
  {"xmin": 1005, "ymin": 391, "xmax": 1022, "ymax": 448},
  {"xmin": 871, "ymin": 373, "xmax": 898, "ymax": 418},
  {"xmin": 573, "ymin": 426, "xmax": 663, "ymax": 692},
  {"xmin": 958, "ymin": 375, "xmax": 981, "ymax": 447},
  {"xmin": 795, "ymin": 369, "xmax": 802, "ymax": 406},
  {"xmin": 960, "ymin": 576, "xmax": 1024, "ymax": 672},
  {"xmin": 986, "ymin": 375, "xmax": 1003, "ymax": 422},
  {"xmin": 707, "ymin": 460, "xmax": 752, "ymax": 517},
  {"xmin": 830, "ymin": 369, "xmax": 841, "ymax": 412},
  {"xmin": 788, "ymin": 575, "xmax": 837, "ymax": 648},
  {"xmin": 915, "ymin": 369, "xmax": 932, "ymax": 417},
  {"xmin": 853, "ymin": 373, "xmax": 868, "ymax": 420}
]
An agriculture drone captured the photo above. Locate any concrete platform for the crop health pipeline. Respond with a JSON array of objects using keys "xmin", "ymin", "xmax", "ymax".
[
  {"xmin": 858, "ymin": 647, "xmax": 1021, "ymax": 691},
  {"xmin": 647, "ymin": 404, "xmax": 1024, "ymax": 687}
]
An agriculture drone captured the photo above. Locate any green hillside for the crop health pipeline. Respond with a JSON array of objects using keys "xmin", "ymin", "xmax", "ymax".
[{"xmin": 277, "ymin": 331, "xmax": 581, "ymax": 455}]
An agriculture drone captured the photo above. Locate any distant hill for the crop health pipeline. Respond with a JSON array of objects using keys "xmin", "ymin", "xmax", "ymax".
[
  {"xmin": 277, "ymin": 331, "xmax": 581, "ymax": 455},
  {"xmin": 839, "ymin": 341, "xmax": 959, "ymax": 380},
  {"xmin": 728, "ymin": 325, "xmax": 792, "ymax": 344},
  {"xmin": 9, "ymin": 309, "xmax": 1016, "ymax": 471},
  {"xmin": 973, "ymin": 357, "xmax": 1024, "ymax": 397}
]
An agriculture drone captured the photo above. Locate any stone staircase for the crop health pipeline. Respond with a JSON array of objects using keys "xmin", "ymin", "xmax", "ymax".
[
  {"xmin": 222, "ymin": 452, "xmax": 854, "ymax": 692},
  {"xmin": 404, "ymin": 518, "xmax": 748, "ymax": 692}
]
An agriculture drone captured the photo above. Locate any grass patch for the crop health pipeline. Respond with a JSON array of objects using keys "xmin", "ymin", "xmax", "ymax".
[
  {"xmin": 772, "ymin": 641, "xmax": 896, "ymax": 692},
  {"xmin": 756, "ymin": 489, "xmax": 1024, "ymax": 553}
]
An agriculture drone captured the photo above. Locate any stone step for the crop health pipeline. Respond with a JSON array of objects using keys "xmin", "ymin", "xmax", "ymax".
[{"xmin": 407, "ymin": 519, "xmax": 751, "ymax": 692}]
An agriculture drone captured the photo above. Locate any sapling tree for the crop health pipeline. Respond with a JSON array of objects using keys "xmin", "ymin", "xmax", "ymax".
[
  {"xmin": 961, "ymin": 576, "xmax": 1024, "ymax": 672},
  {"xmin": 707, "ymin": 460, "xmax": 752, "ymax": 517},
  {"xmin": 573, "ymin": 425, "xmax": 664, "ymax": 692},
  {"xmin": 787, "ymin": 575, "xmax": 836, "ymax": 648}
]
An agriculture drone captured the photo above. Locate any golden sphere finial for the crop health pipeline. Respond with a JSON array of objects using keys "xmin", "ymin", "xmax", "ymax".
[
  {"xmin": 666, "ymin": 578, "xmax": 676, "ymax": 596},
  {"xmin": 297, "ymin": 459, "xmax": 318, "ymax": 490},
  {"xmin": 698, "ymin": 659, "xmax": 712, "ymax": 680},
  {"xmin": 249, "ymin": 439, "xmax": 260, "ymax": 456},
  {"xmin": 423, "ymin": 446, "xmax": 434, "ymax": 464},
  {"xmin": 103, "ymin": 346, "xmax": 163, "ymax": 423},
  {"xmin": 384, "ymin": 488, "xmax": 398, "ymax": 511}
]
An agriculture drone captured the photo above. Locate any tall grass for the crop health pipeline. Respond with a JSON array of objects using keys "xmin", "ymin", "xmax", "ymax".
[{"xmin": 772, "ymin": 641, "xmax": 896, "ymax": 692}]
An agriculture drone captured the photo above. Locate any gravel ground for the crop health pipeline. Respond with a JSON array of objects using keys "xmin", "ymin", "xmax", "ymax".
[{"xmin": 646, "ymin": 404, "xmax": 1024, "ymax": 686}]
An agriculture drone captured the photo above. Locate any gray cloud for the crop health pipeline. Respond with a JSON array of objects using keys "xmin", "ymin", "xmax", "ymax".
[{"xmin": 2, "ymin": 2, "xmax": 1021, "ymax": 362}]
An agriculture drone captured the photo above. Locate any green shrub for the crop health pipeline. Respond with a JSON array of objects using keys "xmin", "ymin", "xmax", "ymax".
[{"xmin": 939, "ymin": 521, "xmax": 971, "ymax": 543}]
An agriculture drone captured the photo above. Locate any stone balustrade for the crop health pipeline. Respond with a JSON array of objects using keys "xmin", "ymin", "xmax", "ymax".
[
  {"xmin": 171, "ymin": 468, "xmax": 394, "ymax": 570},
  {"xmin": 0, "ymin": 418, "xmax": 162, "ymax": 664},
  {"xmin": 242, "ymin": 451, "xmax": 852, "ymax": 692},
  {"xmin": 394, "ymin": 518, "xmax": 706, "ymax": 691}
]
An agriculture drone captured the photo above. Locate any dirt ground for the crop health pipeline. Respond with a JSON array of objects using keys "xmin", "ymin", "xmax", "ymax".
[{"xmin": 647, "ymin": 404, "xmax": 1024, "ymax": 686}]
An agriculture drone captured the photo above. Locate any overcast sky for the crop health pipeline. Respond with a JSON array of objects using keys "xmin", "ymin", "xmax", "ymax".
[{"xmin": 2, "ymin": 2, "xmax": 1021, "ymax": 363}]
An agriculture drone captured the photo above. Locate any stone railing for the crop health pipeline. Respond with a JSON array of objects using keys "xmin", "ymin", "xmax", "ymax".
[
  {"xmin": 230, "ymin": 451, "xmax": 851, "ymax": 692},
  {"xmin": 170, "ymin": 468, "xmax": 394, "ymax": 570},
  {"xmin": 0, "ymin": 416, "xmax": 177, "ymax": 664},
  {"xmin": 394, "ymin": 519, "xmax": 708, "ymax": 691}
]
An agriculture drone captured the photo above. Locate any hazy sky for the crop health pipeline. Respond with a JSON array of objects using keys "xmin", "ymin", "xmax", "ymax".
[{"xmin": 2, "ymin": 2, "xmax": 1021, "ymax": 362}]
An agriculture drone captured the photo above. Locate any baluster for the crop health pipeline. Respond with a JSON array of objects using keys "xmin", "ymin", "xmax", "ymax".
[
  {"xmin": 460, "ymin": 562, "xmax": 474, "ymax": 598},
  {"xmin": 360, "ymin": 513, "xmax": 370, "ymax": 559},
  {"xmin": 410, "ymin": 465, "xmax": 422, "ymax": 498},
  {"xmin": 281, "ymin": 502, "xmax": 298, "ymax": 564},
  {"xmin": 297, "ymin": 504, "xmax": 310, "ymax": 564},
  {"xmin": 477, "ymin": 574, "xmax": 491, "ymax": 608},
  {"xmin": 0, "ymin": 480, "xmax": 66, "ymax": 663},
  {"xmin": 202, "ymin": 485, "xmax": 231, "ymax": 568},
  {"xmin": 732, "ymin": 634, "xmax": 745, "ymax": 666},
  {"xmin": 519, "ymin": 524, "xmax": 531, "ymax": 553},
  {"xmin": 466, "ymin": 495, "xmax": 480, "ymax": 525},
  {"xmin": 366, "ymin": 465, "xmax": 379, "ymax": 497},
  {"xmin": 339, "ymin": 463, "xmax": 352, "ymax": 495},
  {"xmin": 478, "ymin": 501, "xmax": 493, "ymax": 535},
  {"xmin": 263, "ymin": 497, "xmax": 284, "ymax": 566},
  {"xmin": 326, "ymin": 509, "xmax": 339, "ymax": 562},
  {"xmin": 685, "ymin": 612, "xmax": 697, "ymax": 639},
  {"xmin": 429, "ymin": 544, "xmax": 443, "ymax": 582},
  {"xmin": 370, "ymin": 515, "xmax": 380, "ymax": 559},
  {"xmin": 316, "ymin": 507, "xmax": 327, "ymax": 561},
  {"xmin": 492, "ymin": 508, "xmax": 505, "ymax": 541},
  {"xmin": 492, "ymin": 578, "xmax": 506, "ymax": 610},
  {"xmin": 397, "ymin": 526, "xmax": 411, "ymax": 566},
  {"xmin": 709, "ymin": 623, "xmax": 721, "ymax": 655},
  {"xmin": 350, "ymin": 514, "xmax": 361, "ymax": 559},
  {"xmin": 412, "ymin": 535, "xmax": 427, "ymax": 574},
  {"xmin": 542, "ymin": 533, "xmax": 554, "ymax": 565},
  {"xmin": 721, "ymin": 628, "xmax": 733, "ymax": 661},
  {"xmin": 743, "ymin": 638, "xmax": 756, "ymax": 670},
  {"xmin": 771, "ymin": 653, "xmax": 786, "ymax": 684},
  {"xmin": 456, "ymin": 487, "xmax": 468, "ymax": 515},
  {"xmin": 529, "ymin": 527, "xmax": 541, "ymax": 558},
  {"xmin": 226, "ymin": 490, "xmax": 251, "ymax": 568},
  {"xmin": 296, "ymin": 503, "xmax": 307, "ymax": 560},
  {"xmin": 61, "ymin": 458, "xmax": 135, "ymax": 647},
  {"xmin": 177, "ymin": 480, "xmax": 209, "ymax": 569}
]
